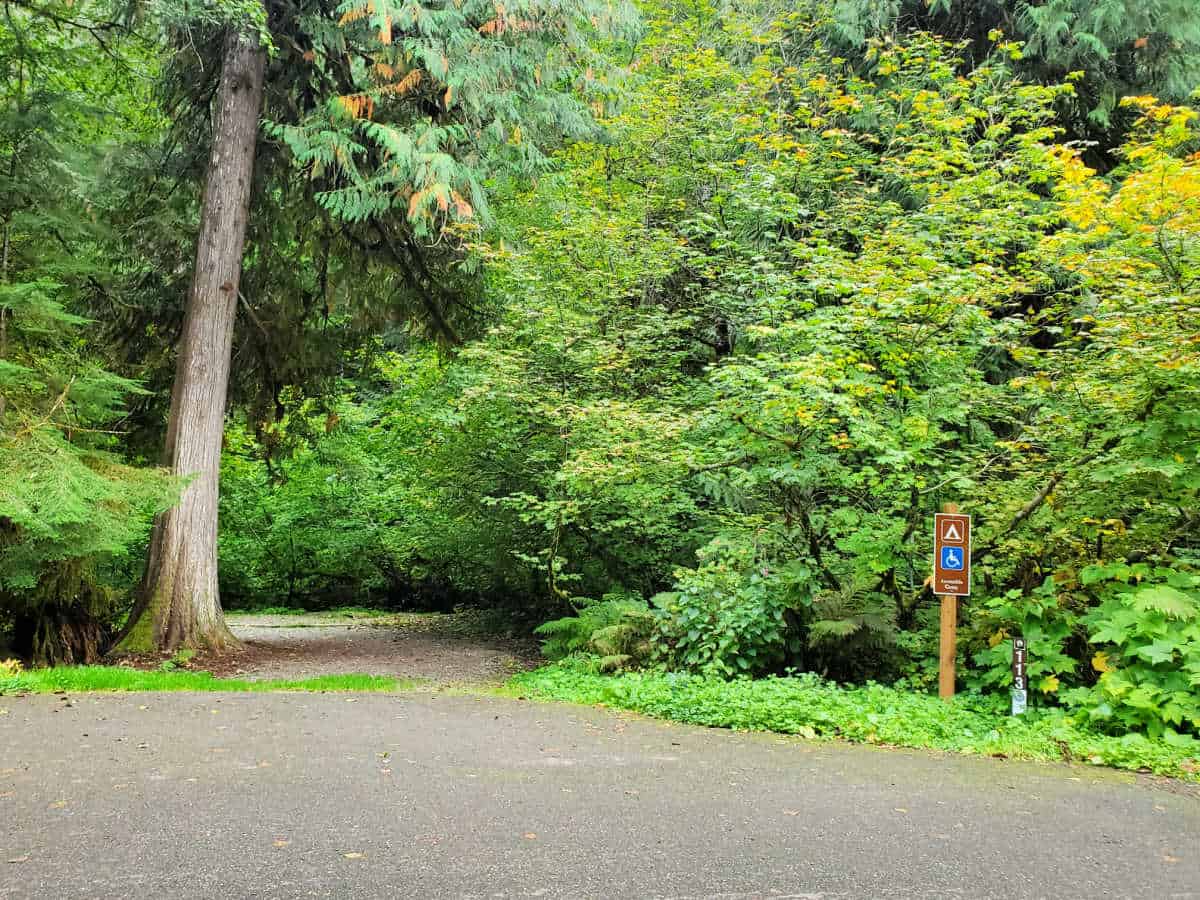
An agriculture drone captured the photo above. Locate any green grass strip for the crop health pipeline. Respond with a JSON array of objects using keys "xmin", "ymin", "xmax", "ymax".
[
  {"xmin": 506, "ymin": 662, "xmax": 1200, "ymax": 782},
  {"xmin": 1, "ymin": 667, "xmax": 414, "ymax": 694}
]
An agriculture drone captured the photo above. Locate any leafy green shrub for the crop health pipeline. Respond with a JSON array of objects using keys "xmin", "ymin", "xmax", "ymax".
[
  {"xmin": 652, "ymin": 542, "xmax": 807, "ymax": 677},
  {"xmin": 534, "ymin": 593, "xmax": 657, "ymax": 670},
  {"xmin": 652, "ymin": 545, "xmax": 908, "ymax": 681},
  {"xmin": 1063, "ymin": 565, "xmax": 1200, "ymax": 739},
  {"xmin": 892, "ymin": 606, "xmax": 940, "ymax": 692},
  {"xmin": 218, "ymin": 422, "xmax": 388, "ymax": 608},
  {"xmin": 969, "ymin": 578, "xmax": 1080, "ymax": 696}
]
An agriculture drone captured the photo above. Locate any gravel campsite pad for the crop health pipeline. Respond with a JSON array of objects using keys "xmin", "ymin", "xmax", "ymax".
[{"xmin": 188, "ymin": 611, "xmax": 540, "ymax": 683}]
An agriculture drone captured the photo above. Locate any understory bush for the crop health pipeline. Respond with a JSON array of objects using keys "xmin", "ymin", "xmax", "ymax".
[
  {"xmin": 1064, "ymin": 566, "xmax": 1200, "ymax": 739},
  {"xmin": 535, "ymin": 593, "xmax": 657, "ymax": 671},
  {"xmin": 968, "ymin": 578, "xmax": 1080, "ymax": 696},
  {"xmin": 651, "ymin": 542, "xmax": 803, "ymax": 677}
]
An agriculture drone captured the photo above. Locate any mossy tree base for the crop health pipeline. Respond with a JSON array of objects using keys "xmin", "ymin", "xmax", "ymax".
[
  {"xmin": 113, "ymin": 566, "xmax": 240, "ymax": 654},
  {"xmin": 13, "ymin": 606, "xmax": 108, "ymax": 666},
  {"xmin": 113, "ymin": 469, "xmax": 242, "ymax": 653},
  {"xmin": 8, "ymin": 561, "xmax": 112, "ymax": 665}
]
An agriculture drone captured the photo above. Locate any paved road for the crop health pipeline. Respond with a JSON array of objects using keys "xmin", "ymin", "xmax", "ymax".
[{"xmin": 1, "ymin": 692, "xmax": 1197, "ymax": 899}]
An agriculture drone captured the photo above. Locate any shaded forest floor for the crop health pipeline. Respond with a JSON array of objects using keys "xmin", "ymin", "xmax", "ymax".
[{"xmin": 120, "ymin": 610, "xmax": 541, "ymax": 684}]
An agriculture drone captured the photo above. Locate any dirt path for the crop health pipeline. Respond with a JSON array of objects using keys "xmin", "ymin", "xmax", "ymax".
[{"xmin": 208, "ymin": 611, "xmax": 539, "ymax": 683}]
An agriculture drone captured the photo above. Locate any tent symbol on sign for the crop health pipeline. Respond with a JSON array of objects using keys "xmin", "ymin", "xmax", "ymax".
[
  {"xmin": 941, "ymin": 521, "xmax": 964, "ymax": 543},
  {"xmin": 941, "ymin": 547, "xmax": 964, "ymax": 571}
]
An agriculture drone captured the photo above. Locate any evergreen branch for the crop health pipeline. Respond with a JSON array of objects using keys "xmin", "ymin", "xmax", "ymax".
[
  {"xmin": 372, "ymin": 224, "xmax": 462, "ymax": 346},
  {"xmin": 14, "ymin": 376, "xmax": 74, "ymax": 438}
]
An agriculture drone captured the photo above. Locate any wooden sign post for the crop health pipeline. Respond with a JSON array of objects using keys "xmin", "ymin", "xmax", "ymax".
[
  {"xmin": 933, "ymin": 503, "xmax": 971, "ymax": 701},
  {"xmin": 938, "ymin": 583, "xmax": 957, "ymax": 700}
]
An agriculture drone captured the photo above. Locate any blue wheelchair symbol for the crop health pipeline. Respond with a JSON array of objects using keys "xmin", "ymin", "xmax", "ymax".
[{"xmin": 941, "ymin": 547, "xmax": 964, "ymax": 571}]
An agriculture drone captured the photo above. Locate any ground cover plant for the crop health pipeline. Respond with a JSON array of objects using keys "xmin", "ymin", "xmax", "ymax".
[{"xmin": 509, "ymin": 661, "xmax": 1200, "ymax": 780}]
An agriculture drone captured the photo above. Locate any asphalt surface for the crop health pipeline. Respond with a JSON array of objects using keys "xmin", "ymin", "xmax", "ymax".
[{"xmin": 1, "ymin": 692, "xmax": 1197, "ymax": 899}]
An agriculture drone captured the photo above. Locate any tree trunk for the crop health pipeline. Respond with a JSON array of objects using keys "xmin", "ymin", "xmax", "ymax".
[
  {"xmin": 113, "ymin": 28, "xmax": 265, "ymax": 653},
  {"xmin": 1, "ymin": 213, "xmax": 10, "ymax": 421}
]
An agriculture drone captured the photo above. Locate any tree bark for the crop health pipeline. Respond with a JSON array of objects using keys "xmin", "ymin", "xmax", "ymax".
[
  {"xmin": 1, "ymin": 214, "xmax": 10, "ymax": 421},
  {"xmin": 113, "ymin": 28, "xmax": 265, "ymax": 652}
]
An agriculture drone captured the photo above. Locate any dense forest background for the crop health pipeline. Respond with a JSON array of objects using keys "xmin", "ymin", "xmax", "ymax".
[{"xmin": 2, "ymin": 0, "xmax": 1198, "ymax": 743}]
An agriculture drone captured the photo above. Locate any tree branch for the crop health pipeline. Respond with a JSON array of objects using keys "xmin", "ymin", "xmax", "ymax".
[{"xmin": 372, "ymin": 225, "xmax": 462, "ymax": 346}]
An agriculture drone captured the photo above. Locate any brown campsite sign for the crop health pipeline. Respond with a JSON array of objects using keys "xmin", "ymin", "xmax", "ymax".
[
  {"xmin": 934, "ymin": 506, "xmax": 970, "ymax": 700},
  {"xmin": 933, "ymin": 512, "xmax": 971, "ymax": 597}
]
